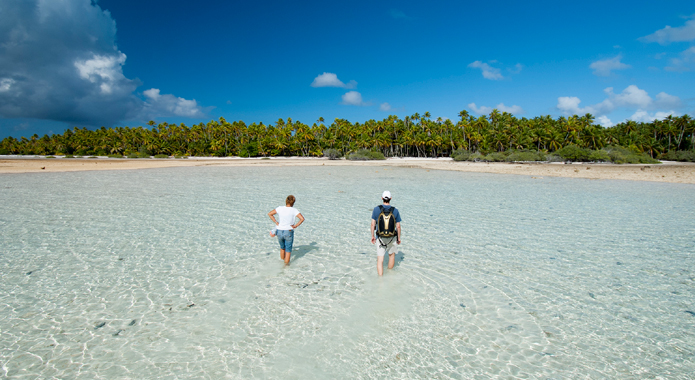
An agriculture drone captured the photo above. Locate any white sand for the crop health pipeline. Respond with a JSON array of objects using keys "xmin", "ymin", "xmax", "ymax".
[{"xmin": 1, "ymin": 156, "xmax": 694, "ymax": 184}]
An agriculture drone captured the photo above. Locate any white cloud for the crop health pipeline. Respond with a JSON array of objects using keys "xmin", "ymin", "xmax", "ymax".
[
  {"xmin": 341, "ymin": 91, "xmax": 367, "ymax": 106},
  {"xmin": 589, "ymin": 55, "xmax": 631, "ymax": 76},
  {"xmin": 639, "ymin": 15, "xmax": 695, "ymax": 45},
  {"xmin": 0, "ymin": 78, "xmax": 14, "ymax": 92},
  {"xmin": 557, "ymin": 85, "xmax": 682, "ymax": 120},
  {"xmin": 311, "ymin": 72, "xmax": 357, "ymax": 89},
  {"xmin": 630, "ymin": 110, "xmax": 681, "ymax": 123},
  {"xmin": 74, "ymin": 53, "xmax": 128, "ymax": 94},
  {"xmin": 468, "ymin": 103, "xmax": 492, "ymax": 114},
  {"xmin": 596, "ymin": 115, "xmax": 613, "ymax": 128},
  {"xmin": 655, "ymin": 92, "xmax": 682, "ymax": 109},
  {"xmin": 468, "ymin": 61, "xmax": 503, "ymax": 80},
  {"xmin": 665, "ymin": 46, "xmax": 695, "ymax": 72},
  {"xmin": 468, "ymin": 102, "xmax": 524, "ymax": 115},
  {"xmin": 497, "ymin": 103, "xmax": 524, "ymax": 114},
  {"xmin": 142, "ymin": 88, "xmax": 205, "ymax": 118},
  {"xmin": 0, "ymin": 0, "xmax": 206, "ymax": 127},
  {"xmin": 557, "ymin": 97, "xmax": 585, "ymax": 115},
  {"xmin": 379, "ymin": 102, "xmax": 392, "ymax": 111},
  {"xmin": 606, "ymin": 85, "xmax": 651, "ymax": 109}
]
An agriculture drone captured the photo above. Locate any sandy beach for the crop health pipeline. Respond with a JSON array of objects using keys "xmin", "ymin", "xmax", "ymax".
[{"xmin": 1, "ymin": 156, "xmax": 695, "ymax": 184}]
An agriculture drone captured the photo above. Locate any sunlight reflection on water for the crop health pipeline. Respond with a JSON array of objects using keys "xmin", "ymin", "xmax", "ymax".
[{"xmin": 1, "ymin": 166, "xmax": 694, "ymax": 378}]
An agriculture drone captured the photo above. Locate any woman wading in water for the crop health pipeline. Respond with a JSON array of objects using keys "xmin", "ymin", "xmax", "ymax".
[{"xmin": 268, "ymin": 195, "xmax": 305, "ymax": 265}]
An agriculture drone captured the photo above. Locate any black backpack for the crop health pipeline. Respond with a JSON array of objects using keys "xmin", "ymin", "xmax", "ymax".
[{"xmin": 376, "ymin": 205, "xmax": 397, "ymax": 238}]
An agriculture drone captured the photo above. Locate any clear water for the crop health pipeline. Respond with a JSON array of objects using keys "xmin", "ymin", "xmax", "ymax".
[{"xmin": 1, "ymin": 166, "xmax": 694, "ymax": 379}]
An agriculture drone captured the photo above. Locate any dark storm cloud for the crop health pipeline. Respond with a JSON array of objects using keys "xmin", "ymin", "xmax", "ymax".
[{"xmin": 0, "ymin": 0, "xmax": 204, "ymax": 127}]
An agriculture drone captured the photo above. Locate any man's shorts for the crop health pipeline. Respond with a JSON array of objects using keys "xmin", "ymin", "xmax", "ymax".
[
  {"xmin": 376, "ymin": 236, "xmax": 397, "ymax": 257},
  {"xmin": 277, "ymin": 229, "xmax": 294, "ymax": 253}
]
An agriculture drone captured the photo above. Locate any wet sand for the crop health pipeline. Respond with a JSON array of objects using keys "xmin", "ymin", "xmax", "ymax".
[{"xmin": 1, "ymin": 156, "xmax": 694, "ymax": 184}]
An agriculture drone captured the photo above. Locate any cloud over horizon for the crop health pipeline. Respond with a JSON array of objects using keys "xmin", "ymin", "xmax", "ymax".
[
  {"xmin": 468, "ymin": 102, "xmax": 525, "ymax": 115},
  {"xmin": 0, "ymin": 0, "xmax": 204, "ymax": 128},
  {"xmin": 557, "ymin": 85, "xmax": 682, "ymax": 125}
]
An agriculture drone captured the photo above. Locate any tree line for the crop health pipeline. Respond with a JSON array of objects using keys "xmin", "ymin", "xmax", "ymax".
[{"xmin": 1, "ymin": 110, "xmax": 693, "ymax": 160}]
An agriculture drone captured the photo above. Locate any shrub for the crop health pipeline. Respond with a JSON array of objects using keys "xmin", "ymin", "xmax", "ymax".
[
  {"xmin": 467, "ymin": 152, "xmax": 484, "ymax": 161},
  {"xmin": 603, "ymin": 146, "xmax": 659, "ymax": 164},
  {"xmin": 506, "ymin": 150, "xmax": 545, "ymax": 162},
  {"xmin": 347, "ymin": 149, "xmax": 385, "ymax": 160},
  {"xmin": 64, "ymin": 154, "xmax": 74, "ymax": 158},
  {"xmin": 323, "ymin": 148, "xmax": 341, "ymax": 160},
  {"xmin": 46, "ymin": 156, "xmax": 56, "ymax": 158},
  {"xmin": 546, "ymin": 154, "xmax": 563, "ymax": 162},
  {"xmin": 588, "ymin": 150, "xmax": 610, "ymax": 162},
  {"xmin": 126, "ymin": 153, "xmax": 140, "ymax": 158},
  {"xmin": 483, "ymin": 151, "xmax": 508, "ymax": 162},
  {"xmin": 108, "ymin": 154, "xmax": 123, "ymax": 158},
  {"xmin": 0, "ymin": 148, "xmax": 9, "ymax": 155},
  {"xmin": 367, "ymin": 151, "xmax": 385, "ymax": 160},
  {"xmin": 452, "ymin": 149, "xmax": 471, "ymax": 161},
  {"xmin": 660, "ymin": 150, "xmax": 695, "ymax": 162},
  {"xmin": 154, "ymin": 154, "xmax": 169, "ymax": 158},
  {"xmin": 555, "ymin": 145, "xmax": 590, "ymax": 162}
]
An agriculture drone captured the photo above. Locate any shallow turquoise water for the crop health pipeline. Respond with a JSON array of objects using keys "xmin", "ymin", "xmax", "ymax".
[{"xmin": 1, "ymin": 166, "xmax": 694, "ymax": 378}]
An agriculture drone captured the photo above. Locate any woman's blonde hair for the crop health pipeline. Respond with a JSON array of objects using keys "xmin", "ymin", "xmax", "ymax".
[{"xmin": 286, "ymin": 195, "xmax": 296, "ymax": 207}]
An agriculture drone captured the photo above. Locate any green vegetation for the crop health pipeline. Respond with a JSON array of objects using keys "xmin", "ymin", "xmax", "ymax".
[
  {"xmin": 348, "ymin": 149, "xmax": 385, "ymax": 160},
  {"xmin": 154, "ymin": 154, "xmax": 169, "ymax": 158},
  {"xmin": 323, "ymin": 148, "xmax": 341, "ymax": 160},
  {"xmin": 126, "ymin": 152, "xmax": 150, "ymax": 158},
  {"xmin": 660, "ymin": 150, "xmax": 695, "ymax": 162},
  {"xmin": 108, "ymin": 154, "xmax": 123, "ymax": 158},
  {"xmin": 1, "ymin": 112, "xmax": 693, "ymax": 163}
]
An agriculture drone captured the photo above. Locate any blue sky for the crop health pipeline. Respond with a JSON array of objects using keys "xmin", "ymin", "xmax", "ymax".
[{"xmin": 1, "ymin": 0, "xmax": 694, "ymax": 139}]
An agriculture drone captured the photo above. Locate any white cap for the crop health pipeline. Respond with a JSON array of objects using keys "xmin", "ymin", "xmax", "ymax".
[{"xmin": 382, "ymin": 190, "xmax": 392, "ymax": 199}]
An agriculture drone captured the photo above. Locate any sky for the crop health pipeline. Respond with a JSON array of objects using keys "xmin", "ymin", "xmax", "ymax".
[{"xmin": 0, "ymin": 0, "xmax": 694, "ymax": 139}]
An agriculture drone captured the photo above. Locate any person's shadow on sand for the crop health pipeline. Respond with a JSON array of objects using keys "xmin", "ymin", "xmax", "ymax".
[
  {"xmin": 392, "ymin": 252, "xmax": 405, "ymax": 268},
  {"xmin": 289, "ymin": 242, "xmax": 319, "ymax": 262}
]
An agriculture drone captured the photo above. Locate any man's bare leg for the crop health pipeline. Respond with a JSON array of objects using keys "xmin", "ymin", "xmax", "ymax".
[
  {"xmin": 280, "ymin": 249, "xmax": 285, "ymax": 261},
  {"xmin": 377, "ymin": 255, "xmax": 385, "ymax": 276},
  {"xmin": 388, "ymin": 253, "xmax": 395, "ymax": 270},
  {"xmin": 284, "ymin": 251, "xmax": 291, "ymax": 265}
]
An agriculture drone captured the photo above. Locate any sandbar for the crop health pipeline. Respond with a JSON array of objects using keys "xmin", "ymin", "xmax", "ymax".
[{"xmin": 1, "ymin": 156, "xmax": 694, "ymax": 184}]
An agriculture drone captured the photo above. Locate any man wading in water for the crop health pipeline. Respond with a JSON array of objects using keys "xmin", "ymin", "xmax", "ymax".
[{"xmin": 370, "ymin": 191, "xmax": 401, "ymax": 276}]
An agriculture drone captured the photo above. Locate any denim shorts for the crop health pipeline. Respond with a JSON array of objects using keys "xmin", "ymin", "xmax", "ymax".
[{"xmin": 276, "ymin": 229, "xmax": 294, "ymax": 252}]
